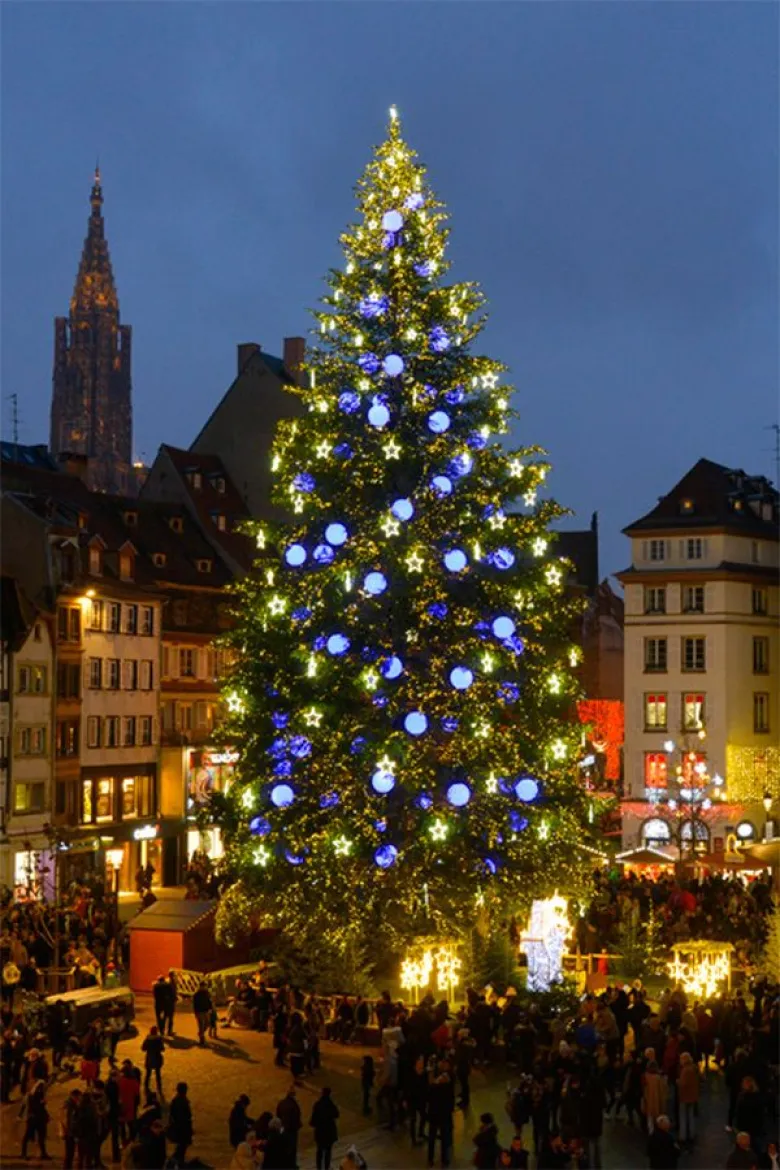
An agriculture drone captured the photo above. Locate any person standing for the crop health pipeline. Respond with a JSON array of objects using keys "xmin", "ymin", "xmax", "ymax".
[
  {"xmin": 60, "ymin": 1087, "xmax": 82, "ymax": 1170},
  {"xmin": 646, "ymin": 1114, "xmax": 680, "ymax": 1170},
  {"xmin": 310, "ymin": 1086, "xmax": 340, "ymax": 1170},
  {"xmin": 427, "ymin": 1059, "xmax": 456, "ymax": 1169},
  {"xmin": 472, "ymin": 1112, "xmax": 502, "ymax": 1169},
  {"xmin": 20, "ymin": 1079, "xmax": 50, "ymax": 1161},
  {"xmin": 276, "ymin": 1087, "xmax": 302, "ymax": 1168},
  {"xmin": 230, "ymin": 1094, "xmax": 254, "ymax": 1149},
  {"xmin": 152, "ymin": 975, "xmax": 168, "ymax": 1034},
  {"xmin": 165, "ymin": 970, "xmax": 178, "ymax": 1036},
  {"xmin": 192, "ymin": 982, "xmax": 213, "ymax": 1047},
  {"xmin": 106, "ymin": 1067, "xmax": 122, "ymax": 1165},
  {"xmin": 287, "ymin": 1012, "xmax": 306, "ymax": 1085},
  {"xmin": 360, "ymin": 1056, "xmax": 375, "ymax": 1116},
  {"xmin": 676, "ymin": 1051, "xmax": 699, "ymax": 1149},
  {"xmin": 141, "ymin": 1025, "xmax": 165, "ymax": 1097},
  {"xmin": 118, "ymin": 1059, "xmax": 141, "ymax": 1144},
  {"xmin": 168, "ymin": 1081, "xmax": 194, "ymax": 1166}
]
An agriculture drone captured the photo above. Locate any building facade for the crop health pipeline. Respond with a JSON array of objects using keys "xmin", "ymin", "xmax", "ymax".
[
  {"xmin": 50, "ymin": 169, "xmax": 133, "ymax": 496},
  {"xmin": 619, "ymin": 458, "xmax": 779, "ymax": 855}
]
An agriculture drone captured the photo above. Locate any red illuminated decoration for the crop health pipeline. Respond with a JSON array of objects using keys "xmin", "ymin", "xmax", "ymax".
[{"xmin": 578, "ymin": 699, "xmax": 624, "ymax": 782}]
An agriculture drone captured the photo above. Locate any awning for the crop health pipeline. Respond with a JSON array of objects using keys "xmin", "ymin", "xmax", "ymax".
[{"xmin": 615, "ymin": 846, "xmax": 676, "ymax": 866}]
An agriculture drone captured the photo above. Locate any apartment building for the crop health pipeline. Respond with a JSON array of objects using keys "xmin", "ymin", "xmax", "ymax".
[{"xmin": 618, "ymin": 458, "xmax": 779, "ymax": 854}]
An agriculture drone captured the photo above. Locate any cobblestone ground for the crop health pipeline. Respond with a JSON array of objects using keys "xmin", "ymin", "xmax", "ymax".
[{"xmin": 1, "ymin": 996, "xmax": 737, "ymax": 1169}]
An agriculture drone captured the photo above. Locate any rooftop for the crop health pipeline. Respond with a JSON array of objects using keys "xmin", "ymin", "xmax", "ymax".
[{"xmin": 624, "ymin": 458, "xmax": 779, "ymax": 539}]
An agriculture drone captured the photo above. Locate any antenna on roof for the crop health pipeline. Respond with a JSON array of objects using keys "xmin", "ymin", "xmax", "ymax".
[
  {"xmin": 6, "ymin": 393, "xmax": 19, "ymax": 449},
  {"xmin": 766, "ymin": 423, "xmax": 779, "ymax": 487}
]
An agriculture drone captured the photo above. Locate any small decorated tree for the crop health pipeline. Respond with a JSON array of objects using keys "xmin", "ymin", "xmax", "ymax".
[{"xmin": 215, "ymin": 110, "xmax": 593, "ymax": 959}]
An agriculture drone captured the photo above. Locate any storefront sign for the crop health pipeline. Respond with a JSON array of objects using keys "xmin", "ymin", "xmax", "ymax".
[
  {"xmin": 132, "ymin": 824, "xmax": 159, "ymax": 841},
  {"xmin": 204, "ymin": 750, "xmax": 239, "ymax": 766}
]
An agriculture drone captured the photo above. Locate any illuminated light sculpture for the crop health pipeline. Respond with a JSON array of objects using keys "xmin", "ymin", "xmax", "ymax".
[
  {"xmin": 667, "ymin": 941, "xmax": 733, "ymax": 1000},
  {"xmin": 400, "ymin": 942, "xmax": 462, "ymax": 1005},
  {"xmin": 520, "ymin": 893, "xmax": 571, "ymax": 992}
]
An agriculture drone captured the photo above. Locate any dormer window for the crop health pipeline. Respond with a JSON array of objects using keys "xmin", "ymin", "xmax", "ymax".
[
  {"xmin": 214, "ymin": 476, "xmax": 226, "ymax": 494},
  {"xmin": 119, "ymin": 552, "xmax": 134, "ymax": 580},
  {"xmin": 680, "ymin": 499, "xmax": 694, "ymax": 514},
  {"xmin": 212, "ymin": 513, "xmax": 227, "ymax": 531},
  {"xmin": 77, "ymin": 512, "xmax": 88, "ymax": 529},
  {"xmin": 196, "ymin": 558, "xmax": 213, "ymax": 573},
  {"xmin": 123, "ymin": 511, "xmax": 138, "ymax": 527},
  {"xmin": 170, "ymin": 517, "xmax": 184, "ymax": 534},
  {"xmin": 89, "ymin": 546, "xmax": 102, "ymax": 575},
  {"xmin": 188, "ymin": 472, "xmax": 202, "ymax": 491},
  {"xmin": 152, "ymin": 553, "xmax": 167, "ymax": 567}
]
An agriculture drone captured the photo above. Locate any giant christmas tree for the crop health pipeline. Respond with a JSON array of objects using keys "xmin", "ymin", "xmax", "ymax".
[{"xmin": 214, "ymin": 110, "xmax": 593, "ymax": 957}]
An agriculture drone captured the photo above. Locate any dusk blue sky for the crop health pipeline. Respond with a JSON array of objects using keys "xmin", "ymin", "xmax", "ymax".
[{"xmin": 2, "ymin": 3, "xmax": 777, "ymax": 577}]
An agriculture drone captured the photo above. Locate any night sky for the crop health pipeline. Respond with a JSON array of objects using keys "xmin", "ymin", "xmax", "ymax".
[{"xmin": 2, "ymin": 3, "xmax": 777, "ymax": 577}]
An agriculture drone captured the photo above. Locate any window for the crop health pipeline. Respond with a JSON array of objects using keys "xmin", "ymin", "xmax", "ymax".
[
  {"xmin": 195, "ymin": 701, "xmax": 213, "ymax": 731},
  {"xmin": 644, "ymin": 638, "xmax": 667, "ymax": 672},
  {"xmin": 682, "ymin": 637, "xmax": 706, "ymax": 672},
  {"xmin": 736, "ymin": 820, "xmax": 756, "ymax": 841},
  {"xmin": 172, "ymin": 601, "xmax": 188, "ymax": 626},
  {"xmin": 30, "ymin": 727, "xmax": 46, "ymax": 755},
  {"xmin": 682, "ymin": 693, "xmax": 705, "ymax": 730},
  {"xmin": 125, "ymin": 605, "xmax": 138, "ymax": 635},
  {"xmin": 753, "ymin": 588, "xmax": 768, "ymax": 615},
  {"xmin": 152, "ymin": 553, "xmax": 166, "ymax": 567},
  {"xmin": 648, "ymin": 540, "xmax": 666, "ymax": 562},
  {"xmin": 95, "ymin": 777, "xmax": 114, "ymax": 821},
  {"xmin": 123, "ymin": 660, "xmax": 138, "ymax": 690},
  {"xmin": 139, "ymin": 716, "xmax": 153, "ymax": 746},
  {"xmin": 32, "ymin": 666, "xmax": 47, "ymax": 693},
  {"xmin": 214, "ymin": 476, "xmax": 226, "ymax": 494},
  {"xmin": 644, "ymin": 693, "xmax": 667, "ymax": 730},
  {"xmin": 196, "ymin": 559, "xmax": 212, "ymax": 573},
  {"xmin": 682, "ymin": 586, "xmax": 705, "ymax": 614},
  {"xmin": 140, "ymin": 607, "xmax": 154, "ymax": 636},
  {"xmin": 119, "ymin": 553, "xmax": 133, "ymax": 581},
  {"xmin": 122, "ymin": 716, "xmax": 136, "ymax": 747},
  {"xmin": 213, "ymin": 514, "xmax": 227, "ymax": 531},
  {"xmin": 104, "ymin": 716, "xmax": 120, "ymax": 748},
  {"xmin": 751, "ymin": 541, "xmax": 760, "ymax": 565},
  {"xmin": 58, "ymin": 606, "xmax": 70, "ymax": 640},
  {"xmin": 17, "ymin": 666, "xmax": 31, "ymax": 693},
  {"xmin": 685, "ymin": 538, "xmax": 704, "ymax": 560},
  {"xmin": 121, "ymin": 774, "xmax": 153, "ymax": 819},
  {"xmin": 644, "ymin": 753, "xmax": 668, "ymax": 788},
  {"xmin": 644, "ymin": 587, "xmax": 666, "ymax": 615},
  {"xmin": 753, "ymin": 636, "xmax": 769, "ymax": 674},
  {"xmin": 14, "ymin": 783, "xmax": 45, "ymax": 813},
  {"xmin": 106, "ymin": 603, "xmax": 121, "ymax": 633},
  {"xmin": 18, "ymin": 727, "xmax": 31, "ymax": 754},
  {"xmin": 189, "ymin": 472, "xmax": 202, "ymax": 490},
  {"xmin": 754, "ymin": 693, "xmax": 770, "ymax": 734},
  {"xmin": 180, "ymin": 649, "xmax": 195, "ymax": 678},
  {"xmin": 681, "ymin": 751, "xmax": 707, "ymax": 785},
  {"xmin": 162, "ymin": 701, "xmax": 175, "ymax": 731},
  {"xmin": 681, "ymin": 820, "xmax": 709, "ymax": 845},
  {"xmin": 169, "ymin": 517, "xmax": 183, "ymax": 534},
  {"xmin": 57, "ymin": 663, "xmax": 81, "ymax": 699},
  {"xmin": 89, "ymin": 546, "xmax": 102, "ymax": 575},
  {"xmin": 177, "ymin": 703, "xmax": 193, "ymax": 731},
  {"xmin": 642, "ymin": 818, "xmax": 671, "ymax": 846},
  {"xmin": 140, "ymin": 660, "xmax": 154, "ymax": 691},
  {"xmin": 89, "ymin": 600, "xmax": 103, "ymax": 630},
  {"xmin": 123, "ymin": 511, "xmax": 138, "ymax": 527},
  {"xmin": 680, "ymin": 499, "xmax": 694, "ymax": 514},
  {"xmin": 56, "ymin": 719, "xmax": 79, "ymax": 757},
  {"xmin": 68, "ymin": 608, "xmax": 81, "ymax": 641},
  {"xmin": 88, "ymin": 658, "xmax": 102, "ymax": 689},
  {"xmin": 87, "ymin": 716, "xmax": 101, "ymax": 748},
  {"xmin": 106, "ymin": 659, "xmax": 120, "ymax": 690}
]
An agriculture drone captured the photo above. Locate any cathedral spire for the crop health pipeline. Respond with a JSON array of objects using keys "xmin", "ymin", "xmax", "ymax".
[{"xmin": 70, "ymin": 164, "xmax": 118, "ymax": 315}]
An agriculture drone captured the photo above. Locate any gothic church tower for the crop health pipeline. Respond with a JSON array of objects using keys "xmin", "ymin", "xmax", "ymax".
[{"xmin": 50, "ymin": 168, "xmax": 133, "ymax": 494}]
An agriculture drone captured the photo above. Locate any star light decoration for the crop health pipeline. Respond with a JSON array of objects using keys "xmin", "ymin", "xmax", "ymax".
[
  {"xmin": 333, "ymin": 835, "xmax": 352, "ymax": 856},
  {"xmin": 315, "ymin": 440, "xmax": 332, "ymax": 459},
  {"xmin": 523, "ymin": 490, "xmax": 537, "ymax": 507},
  {"xmin": 429, "ymin": 819, "xmax": 448, "ymax": 841},
  {"xmin": 268, "ymin": 595, "xmax": 287, "ymax": 616},
  {"xmin": 225, "ymin": 691, "xmax": 245, "ymax": 714},
  {"xmin": 406, "ymin": 550, "xmax": 425, "ymax": 573},
  {"xmin": 545, "ymin": 565, "xmax": 562, "ymax": 587},
  {"xmin": 382, "ymin": 515, "xmax": 401, "ymax": 537},
  {"xmin": 508, "ymin": 459, "xmax": 523, "ymax": 477},
  {"xmin": 533, "ymin": 538, "xmax": 548, "ymax": 558},
  {"xmin": 383, "ymin": 438, "xmax": 402, "ymax": 460},
  {"xmin": 551, "ymin": 739, "xmax": 568, "ymax": 761},
  {"xmin": 304, "ymin": 707, "xmax": 323, "ymax": 727},
  {"xmin": 253, "ymin": 845, "xmax": 270, "ymax": 866},
  {"xmin": 486, "ymin": 772, "xmax": 499, "ymax": 794}
]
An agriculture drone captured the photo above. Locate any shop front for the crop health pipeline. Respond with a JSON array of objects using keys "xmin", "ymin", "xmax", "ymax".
[{"xmin": 185, "ymin": 746, "xmax": 237, "ymax": 863}]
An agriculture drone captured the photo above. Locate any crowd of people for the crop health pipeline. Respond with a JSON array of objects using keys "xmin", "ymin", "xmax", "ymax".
[{"xmin": 577, "ymin": 870, "xmax": 775, "ymax": 961}]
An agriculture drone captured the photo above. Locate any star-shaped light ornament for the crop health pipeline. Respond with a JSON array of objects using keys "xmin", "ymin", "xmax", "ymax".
[
  {"xmin": 508, "ymin": 459, "xmax": 523, "ymax": 477},
  {"xmin": 226, "ymin": 691, "xmax": 245, "ymax": 714},
  {"xmin": 383, "ymin": 438, "xmax": 402, "ymax": 461},
  {"xmin": 406, "ymin": 551, "xmax": 425, "ymax": 574},
  {"xmin": 364, "ymin": 669, "xmax": 379, "ymax": 691},
  {"xmin": 333, "ymin": 835, "xmax": 352, "ymax": 857},
  {"xmin": 551, "ymin": 739, "xmax": 568, "ymax": 761},
  {"xmin": 548, "ymin": 673, "xmax": 562, "ymax": 694},
  {"xmin": 474, "ymin": 720, "xmax": 491, "ymax": 739},
  {"xmin": 546, "ymin": 565, "xmax": 562, "ymax": 587},
  {"xmin": 268, "ymin": 595, "xmax": 287, "ymax": 616},
  {"xmin": 523, "ymin": 490, "xmax": 537, "ymax": 507},
  {"xmin": 481, "ymin": 652, "xmax": 495, "ymax": 673},
  {"xmin": 488, "ymin": 511, "xmax": 506, "ymax": 530},
  {"xmin": 292, "ymin": 496, "xmax": 305, "ymax": 514},
  {"xmin": 429, "ymin": 819, "xmax": 448, "ymax": 841},
  {"xmin": 304, "ymin": 707, "xmax": 323, "ymax": 728},
  {"xmin": 482, "ymin": 372, "xmax": 499, "ymax": 390},
  {"xmin": 532, "ymin": 537, "xmax": 548, "ymax": 558},
  {"xmin": 382, "ymin": 515, "xmax": 401, "ymax": 538},
  {"xmin": 253, "ymin": 845, "xmax": 270, "ymax": 866},
  {"xmin": 315, "ymin": 440, "xmax": 332, "ymax": 460},
  {"xmin": 485, "ymin": 772, "xmax": 499, "ymax": 794},
  {"xmin": 537, "ymin": 820, "xmax": 550, "ymax": 841}
]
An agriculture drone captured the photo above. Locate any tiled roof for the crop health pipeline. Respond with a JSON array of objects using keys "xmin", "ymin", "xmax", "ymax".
[
  {"xmin": 0, "ymin": 442, "xmax": 59, "ymax": 470},
  {"xmin": 624, "ymin": 458, "xmax": 779, "ymax": 538},
  {"xmin": 0, "ymin": 576, "xmax": 33, "ymax": 648},
  {"xmin": 157, "ymin": 445, "xmax": 255, "ymax": 570},
  {"xmin": 189, "ymin": 346, "xmax": 296, "ymax": 454}
]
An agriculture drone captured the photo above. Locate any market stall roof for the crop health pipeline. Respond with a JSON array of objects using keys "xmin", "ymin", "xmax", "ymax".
[
  {"xmin": 742, "ymin": 839, "xmax": 780, "ymax": 867},
  {"xmin": 615, "ymin": 846, "xmax": 676, "ymax": 865},
  {"xmin": 691, "ymin": 851, "xmax": 754, "ymax": 868},
  {"xmin": 127, "ymin": 900, "xmax": 215, "ymax": 933}
]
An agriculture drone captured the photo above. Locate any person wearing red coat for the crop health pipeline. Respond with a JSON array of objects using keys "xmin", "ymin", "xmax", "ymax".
[{"xmin": 117, "ymin": 1061, "xmax": 141, "ymax": 1144}]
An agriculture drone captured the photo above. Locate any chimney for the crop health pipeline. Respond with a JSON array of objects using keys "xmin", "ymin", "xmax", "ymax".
[
  {"xmin": 283, "ymin": 337, "xmax": 305, "ymax": 386},
  {"xmin": 237, "ymin": 342, "xmax": 261, "ymax": 375}
]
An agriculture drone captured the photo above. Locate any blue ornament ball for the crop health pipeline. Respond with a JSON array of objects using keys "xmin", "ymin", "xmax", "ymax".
[
  {"xmin": 325, "ymin": 522, "xmax": 348, "ymax": 546},
  {"xmin": 445, "ymin": 386, "xmax": 465, "ymax": 405},
  {"xmin": 319, "ymin": 792, "xmax": 340, "ymax": 809},
  {"xmin": 374, "ymin": 843, "xmax": 398, "ymax": 869},
  {"xmin": 326, "ymin": 634, "xmax": 350, "ymax": 657},
  {"xmin": 404, "ymin": 711, "xmax": 428, "ymax": 736},
  {"xmin": 358, "ymin": 353, "xmax": 381, "ymax": 375},
  {"xmin": 270, "ymin": 783, "xmax": 294, "ymax": 808},
  {"xmin": 383, "ymin": 353, "xmax": 405, "ymax": 377},
  {"xmin": 515, "ymin": 776, "xmax": 540, "ymax": 802},
  {"xmin": 429, "ymin": 327, "xmax": 451, "ymax": 353},
  {"xmin": 405, "ymin": 192, "xmax": 424, "ymax": 211},
  {"xmin": 338, "ymin": 390, "xmax": 360, "ymax": 414},
  {"xmin": 492, "ymin": 616, "xmax": 516, "ymax": 640},
  {"xmin": 443, "ymin": 549, "xmax": 468, "ymax": 573},
  {"xmin": 431, "ymin": 475, "xmax": 453, "ymax": 498},
  {"xmin": 249, "ymin": 816, "xmax": 271, "ymax": 837},
  {"xmin": 380, "ymin": 655, "xmax": 403, "ymax": 680},
  {"xmin": 313, "ymin": 544, "xmax": 335, "ymax": 565},
  {"xmin": 371, "ymin": 768, "xmax": 395, "ymax": 795},
  {"xmin": 449, "ymin": 666, "xmax": 474, "ymax": 690},
  {"xmin": 446, "ymin": 782, "xmax": 471, "ymax": 808},
  {"xmin": 284, "ymin": 544, "xmax": 307, "ymax": 568},
  {"xmin": 449, "ymin": 452, "xmax": 474, "ymax": 478},
  {"xmin": 363, "ymin": 571, "xmax": 388, "ymax": 596},
  {"xmin": 293, "ymin": 472, "xmax": 315, "ymax": 493},
  {"xmin": 391, "ymin": 498, "xmax": 414, "ymax": 522},
  {"xmin": 382, "ymin": 210, "xmax": 404, "ymax": 232},
  {"xmin": 427, "ymin": 410, "xmax": 450, "ymax": 434},
  {"xmin": 490, "ymin": 547, "xmax": 516, "ymax": 570},
  {"xmin": 367, "ymin": 399, "xmax": 390, "ymax": 429}
]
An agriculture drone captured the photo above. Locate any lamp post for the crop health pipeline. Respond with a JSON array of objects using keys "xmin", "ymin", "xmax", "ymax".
[{"xmin": 105, "ymin": 849, "xmax": 124, "ymax": 963}]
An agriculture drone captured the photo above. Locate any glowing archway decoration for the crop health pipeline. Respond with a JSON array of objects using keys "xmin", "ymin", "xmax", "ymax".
[
  {"xmin": 400, "ymin": 941, "xmax": 462, "ymax": 1004},
  {"xmin": 520, "ymin": 893, "xmax": 572, "ymax": 991}
]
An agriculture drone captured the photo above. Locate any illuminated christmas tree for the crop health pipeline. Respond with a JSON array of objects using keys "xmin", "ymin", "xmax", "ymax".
[{"xmin": 215, "ymin": 110, "xmax": 592, "ymax": 955}]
